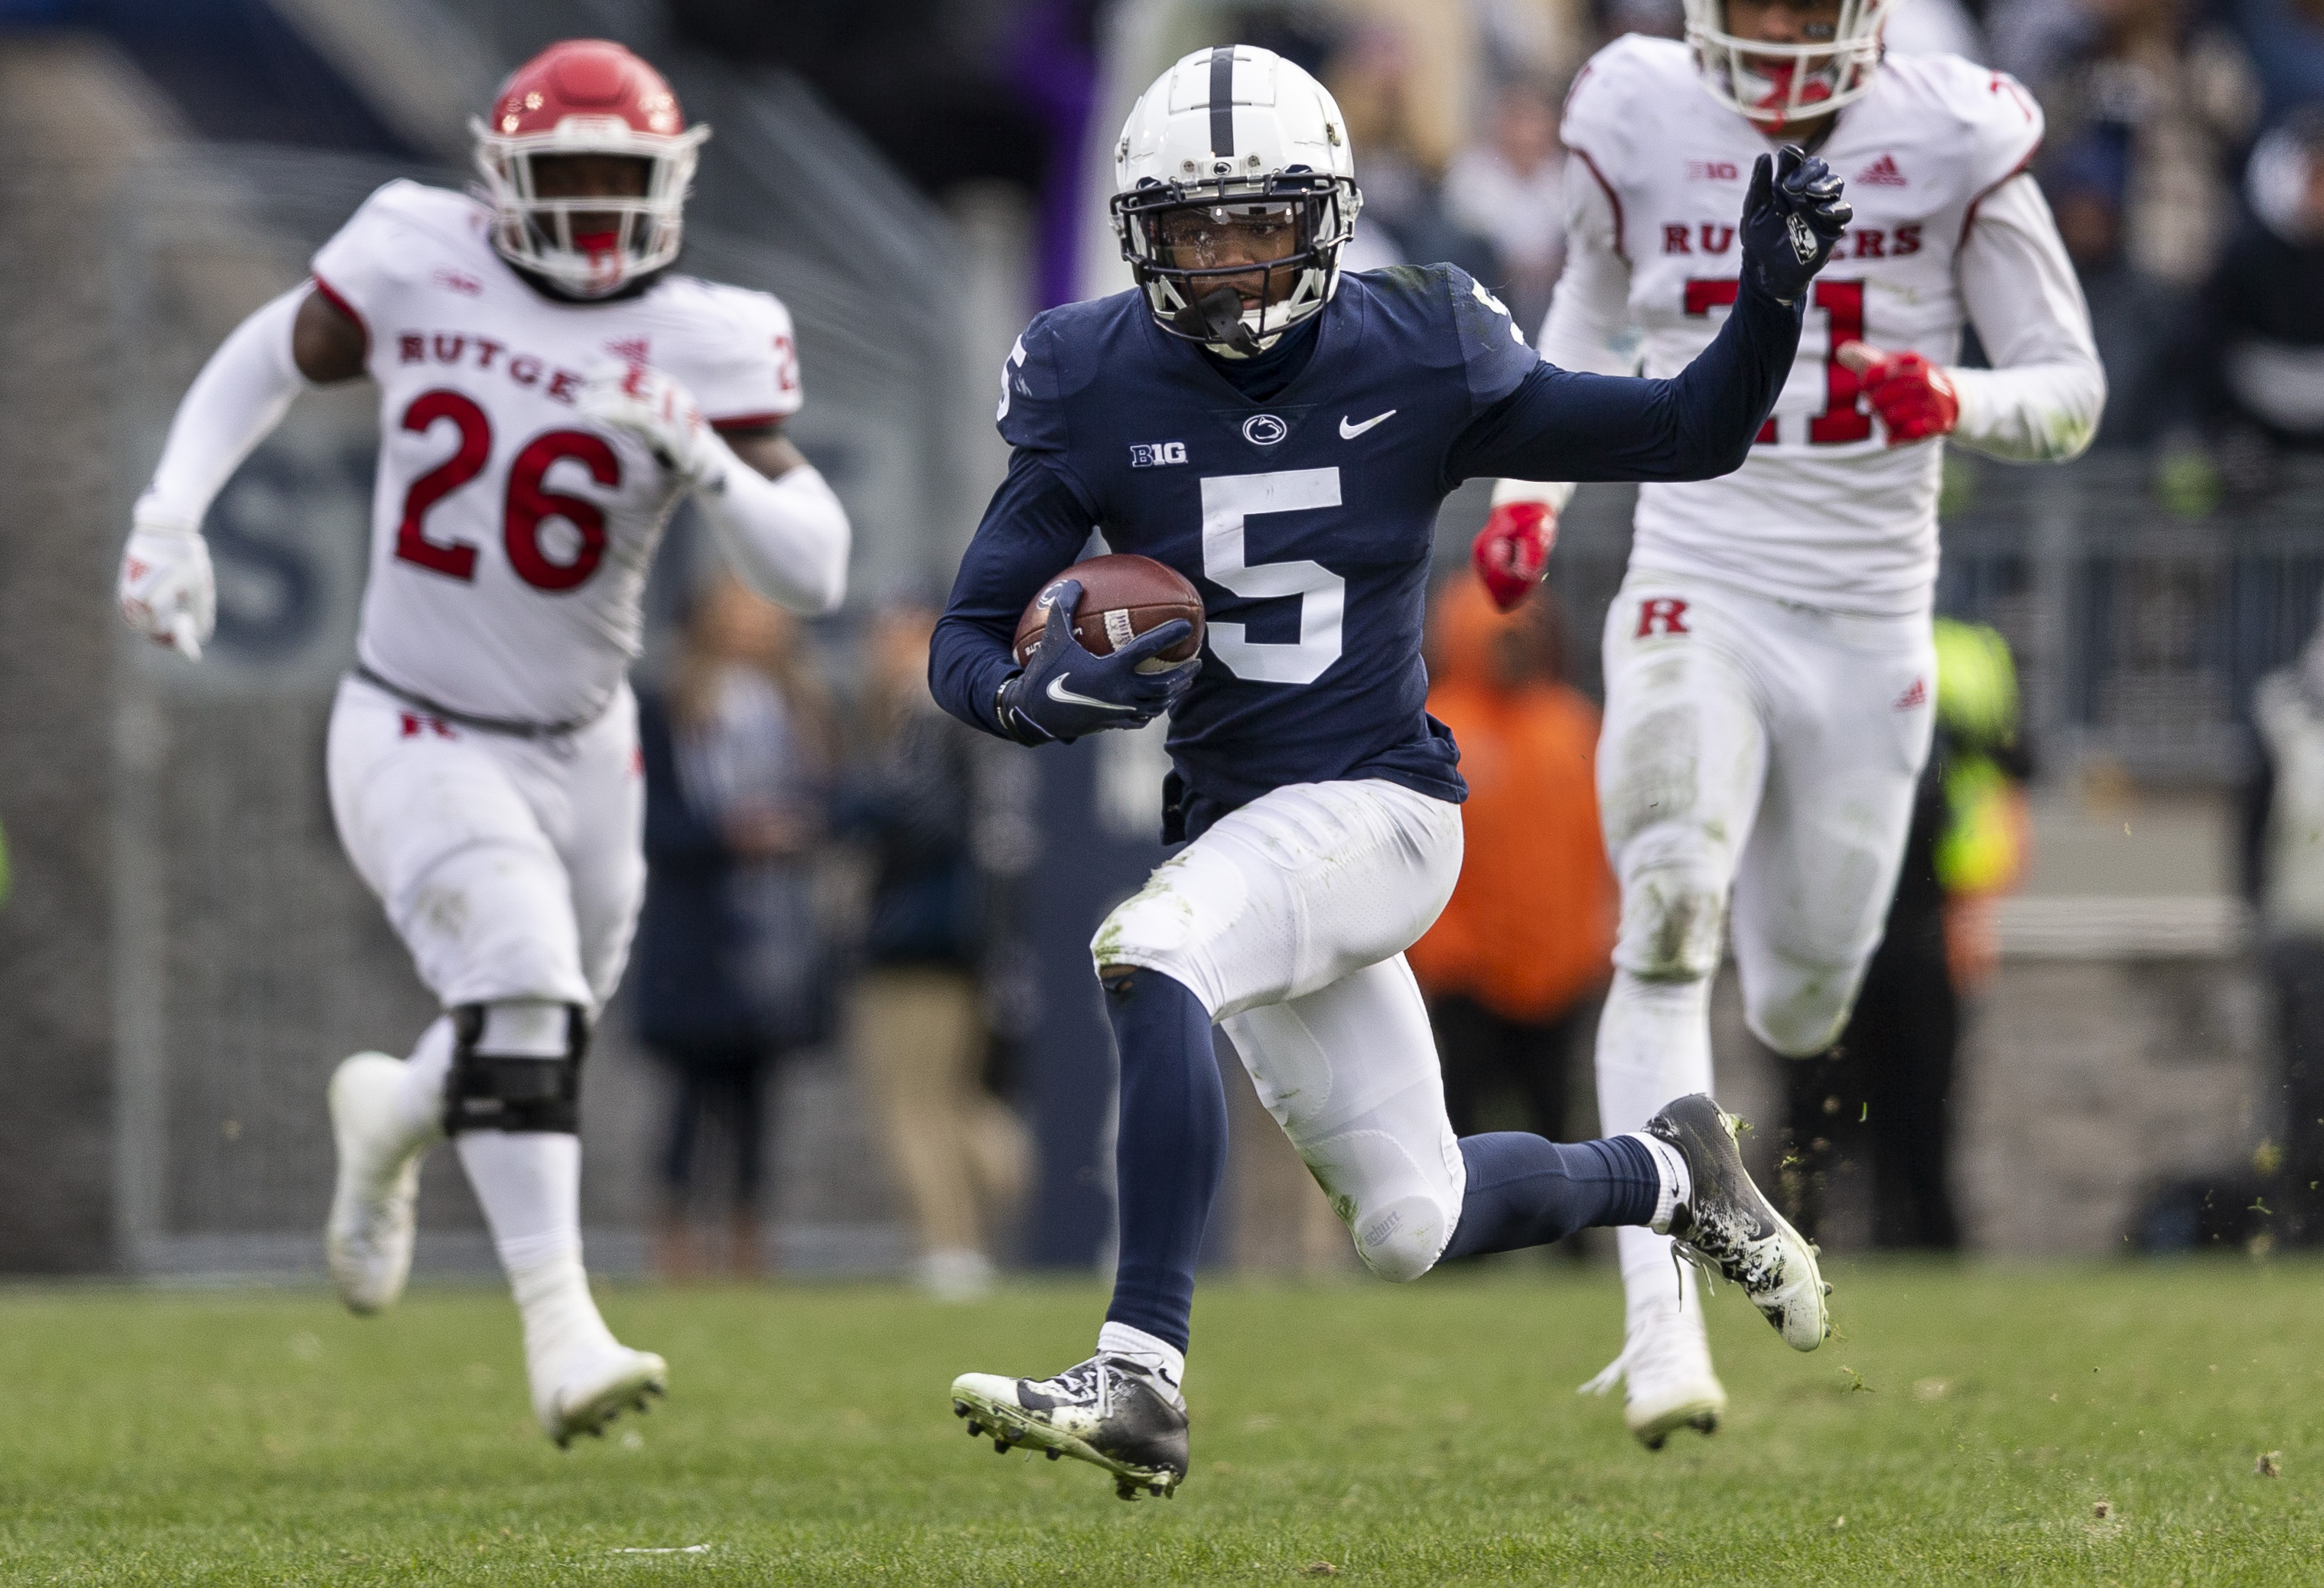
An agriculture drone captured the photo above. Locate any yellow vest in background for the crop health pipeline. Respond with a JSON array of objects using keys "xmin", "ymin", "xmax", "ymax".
[{"xmin": 1932, "ymin": 619, "xmax": 2026, "ymax": 897}]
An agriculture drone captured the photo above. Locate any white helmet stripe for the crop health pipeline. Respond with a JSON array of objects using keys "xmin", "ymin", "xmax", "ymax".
[{"xmin": 1208, "ymin": 47, "xmax": 1234, "ymax": 157}]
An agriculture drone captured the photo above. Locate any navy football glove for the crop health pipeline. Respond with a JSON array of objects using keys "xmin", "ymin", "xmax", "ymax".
[
  {"xmin": 1740, "ymin": 145, "xmax": 1852, "ymax": 304},
  {"xmin": 994, "ymin": 579, "xmax": 1199, "ymax": 745}
]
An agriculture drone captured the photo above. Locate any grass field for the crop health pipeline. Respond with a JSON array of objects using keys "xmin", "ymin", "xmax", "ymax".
[{"xmin": 3, "ymin": 1259, "xmax": 2320, "ymax": 1585}]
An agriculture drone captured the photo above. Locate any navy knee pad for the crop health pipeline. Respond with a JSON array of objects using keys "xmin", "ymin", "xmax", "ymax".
[{"xmin": 444, "ymin": 1003, "xmax": 589, "ymax": 1135}]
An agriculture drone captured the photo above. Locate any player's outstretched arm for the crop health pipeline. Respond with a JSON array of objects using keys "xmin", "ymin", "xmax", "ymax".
[
  {"xmin": 1451, "ymin": 148, "xmax": 1848, "ymax": 493},
  {"xmin": 119, "ymin": 285, "xmax": 340, "ymax": 659},
  {"xmin": 580, "ymin": 365, "xmax": 849, "ymax": 614}
]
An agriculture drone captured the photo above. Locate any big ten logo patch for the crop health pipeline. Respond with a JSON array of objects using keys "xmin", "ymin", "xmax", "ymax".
[
  {"xmin": 1635, "ymin": 596, "xmax": 1691, "ymax": 638},
  {"xmin": 1130, "ymin": 441, "xmax": 1188, "ymax": 468}
]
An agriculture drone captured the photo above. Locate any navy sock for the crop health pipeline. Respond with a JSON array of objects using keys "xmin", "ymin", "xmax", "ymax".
[
  {"xmin": 1440, "ymin": 1132, "xmax": 1661, "ymax": 1261},
  {"xmin": 1101, "ymin": 968, "xmax": 1227, "ymax": 1353}
]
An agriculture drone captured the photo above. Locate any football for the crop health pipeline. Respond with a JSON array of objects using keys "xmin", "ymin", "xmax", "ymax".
[{"xmin": 1013, "ymin": 553, "xmax": 1205, "ymax": 672}]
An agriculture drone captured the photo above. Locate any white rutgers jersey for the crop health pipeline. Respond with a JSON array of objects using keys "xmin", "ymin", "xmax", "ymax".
[
  {"xmin": 1557, "ymin": 38, "xmax": 2047, "ymax": 614},
  {"xmin": 312, "ymin": 180, "xmax": 804, "ymax": 723}
]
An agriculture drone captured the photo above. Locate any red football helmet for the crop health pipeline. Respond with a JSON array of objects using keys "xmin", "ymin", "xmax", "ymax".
[{"xmin": 470, "ymin": 39, "xmax": 709, "ymax": 299}]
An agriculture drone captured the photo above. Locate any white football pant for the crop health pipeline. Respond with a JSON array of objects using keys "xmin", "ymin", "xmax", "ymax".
[
  {"xmin": 1592, "ymin": 571, "xmax": 1933, "ymax": 1320},
  {"xmin": 1093, "ymin": 778, "xmax": 1468, "ymax": 1283},
  {"xmin": 325, "ymin": 674, "xmax": 645, "ymax": 1013}
]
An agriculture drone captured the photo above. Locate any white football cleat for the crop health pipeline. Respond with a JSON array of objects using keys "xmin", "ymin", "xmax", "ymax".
[
  {"xmin": 532, "ymin": 1340, "xmax": 668, "ymax": 1448},
  {"xmin": 1649, "ymin": 1093, "xmax": 1831, "ymax": 1350},
  {"xmin": 325, "ymin": 1052, "xmax": 431, "ymax": 1316},
  {"xmin": 1580, "ymin": 1300, "xmax": 1728, "ymax": 1450},
  {"xmin": 515, "ymin": 1251, "xmax": 667, "ymax": 1447}
]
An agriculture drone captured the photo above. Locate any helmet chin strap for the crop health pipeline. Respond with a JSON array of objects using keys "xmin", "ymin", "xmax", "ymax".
[{"xmin": 1172, "ymin": 286, "xmax": 1267, "ymax": 357}]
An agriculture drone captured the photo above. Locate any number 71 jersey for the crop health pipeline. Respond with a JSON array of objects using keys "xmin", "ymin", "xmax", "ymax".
[
  {"xmin": 1563, "ymin": 37, "xmax": 2042, "ymax": 614},
  {"xmin": 311, "ymin": 180, "xmax": 802, "ymax": 723}
]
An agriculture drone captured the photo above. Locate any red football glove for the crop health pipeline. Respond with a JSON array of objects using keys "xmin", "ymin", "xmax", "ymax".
[
  {"xmin": 1836, "ymin": 341, "xmax": 1958, "ymax": 446},
  {"xmin": 1472, "ymin": 500, "xmax": 1557, "ymax": 612}
]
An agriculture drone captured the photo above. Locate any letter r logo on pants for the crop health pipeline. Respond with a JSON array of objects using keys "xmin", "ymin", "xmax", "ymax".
[{"xmin": 1636, "ymin": 597, "xmax": 1691, "ymax": 639}]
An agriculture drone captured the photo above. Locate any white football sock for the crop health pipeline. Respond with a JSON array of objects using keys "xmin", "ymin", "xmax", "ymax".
[
  {"xmin": 506, "ymin": 1243, "xmax": 619, "ymax": 1377},
  {"xmin": 1097, "ymin": 1320, "xmax": 1186, "ymax": 1407},
  {"xmin": 1596, "ymin": 968, "xmax": 1715, "ymax": 1331},
  {"xmin": 457, "ymin": 1128, "xmax": 624, "ymax": 1372},
  {"xmin": 457, "ymin": 1130, "xmax": 584, "ymax": 1276}
]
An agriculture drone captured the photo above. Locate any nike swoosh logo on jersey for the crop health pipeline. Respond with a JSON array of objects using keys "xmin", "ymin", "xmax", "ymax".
[
  {"xmin": 1339, "ymin": 409, "xmax": 1397, "ymax": 439},
  {"xmin": 1046, "ymin": 674, "xmax": 1136, "ymax": 711}
]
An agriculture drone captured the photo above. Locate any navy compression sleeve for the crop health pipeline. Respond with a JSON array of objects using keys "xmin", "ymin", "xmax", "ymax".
[
  {"xmin": 1446, "ymin": 272, "xmax": 1804, "ymax": 486},
  {"xmin": 928, "ymin": 447, "xmax": 1096, "ymax": 738}
]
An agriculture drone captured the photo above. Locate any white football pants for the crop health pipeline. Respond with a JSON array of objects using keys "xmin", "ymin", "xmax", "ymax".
[
  {"xmin": 1093, "ymin": 778, "xmax": 1469, "ymax": 1283},
  {"xmin": 325, "ymin": 675, "xmax": 646, "ymax": 1013},
  {"xmin": 1593, "ymin": 571, "xmax": 1934, "ymax": 1323}
]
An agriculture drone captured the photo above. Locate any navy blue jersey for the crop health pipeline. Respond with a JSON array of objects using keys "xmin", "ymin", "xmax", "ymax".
[{"xmin": 932, "ymin": 263, "xmax": 1799, "ymax": 839}]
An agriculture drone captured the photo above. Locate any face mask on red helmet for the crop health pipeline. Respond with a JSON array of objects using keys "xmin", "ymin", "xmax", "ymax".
[{"xmin": 470, "ymin": 38, "xmax": 710, "ymax": 299}]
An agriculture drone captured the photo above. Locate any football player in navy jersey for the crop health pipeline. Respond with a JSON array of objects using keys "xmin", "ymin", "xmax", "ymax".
[{"xmin": 928, "ymin": 44, "xmax": 1852, "ymax": 1499}]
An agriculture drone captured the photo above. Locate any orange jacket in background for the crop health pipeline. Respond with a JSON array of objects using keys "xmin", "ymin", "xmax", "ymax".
[{"xmin": 1407, "ymin": 579, "xmax": 1618, "ymax": 1023}]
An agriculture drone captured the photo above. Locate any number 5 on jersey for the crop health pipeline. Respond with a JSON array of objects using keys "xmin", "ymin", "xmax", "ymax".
[
  {"xmin": 395, "ymin": 388, "xmax": 622, "ymax": 591},
  {"xmin": 1199, "ymin": 470, "xmax": 1346, "ymax": 685}
]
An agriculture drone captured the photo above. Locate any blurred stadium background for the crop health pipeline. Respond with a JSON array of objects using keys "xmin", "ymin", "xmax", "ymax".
[{"xmin": 0, "ymin": 0, "xmax": 2313, "ymax": 1287}]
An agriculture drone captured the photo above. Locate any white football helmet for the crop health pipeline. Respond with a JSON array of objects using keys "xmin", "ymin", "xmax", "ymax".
[
  {"xmin": 1112, "ymin": 45, "xmax": 1362, "ymax": 356},
  {"xmin": 1682, "ymin": 0, "xmax": 1893, "ymax": 130}
]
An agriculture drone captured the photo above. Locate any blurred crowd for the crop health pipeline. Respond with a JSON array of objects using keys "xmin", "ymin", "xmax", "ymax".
[{"xmin": 628, "ymin": 577, "xmax": 1037, "ymax": 1294}]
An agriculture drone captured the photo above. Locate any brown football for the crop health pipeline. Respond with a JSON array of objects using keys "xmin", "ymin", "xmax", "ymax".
[{"xmin": 1013, "ymin": 553, "xmax": 1205, "ymax": 672}]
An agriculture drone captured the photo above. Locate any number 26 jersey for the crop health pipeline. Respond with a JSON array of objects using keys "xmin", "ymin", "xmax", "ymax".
[
  {"xmin": 1554, "ymin": 37, "xmax": 2070, "ymax": 616},
  {"xmin": 311, "ymin": 180, "xmax": 802, "ymax": 724}
]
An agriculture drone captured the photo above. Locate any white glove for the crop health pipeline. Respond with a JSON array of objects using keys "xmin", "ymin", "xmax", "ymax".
[
  {"xmin": 119, "ymin": 514, "xmax": 216, "ymax": 661},
  {"xmin": 579, "ymin": 362, "xmax": 723, "ymax": 488}
]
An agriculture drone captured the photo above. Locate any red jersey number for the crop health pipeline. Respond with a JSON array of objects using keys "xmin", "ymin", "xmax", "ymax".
[
  {"xmin": 392, "ymin": 392, "xmax": 623, "ymax": 592},
  {"xmin": 1682, "ymin": 277, "xmax": 1870, "ymax": 445},
  {"xmin": 395, "ymin": 390, "xmax": 489, "ymax": 580},
  {"xmin": 504, "ymin": 431, "xmax": 618, "ymax": 591}
]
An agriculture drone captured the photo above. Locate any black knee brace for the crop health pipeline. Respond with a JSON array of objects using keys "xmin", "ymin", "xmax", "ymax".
[{"xmin": 444, "ymin": 1004, "xmax": 590, "ymax": 1134}]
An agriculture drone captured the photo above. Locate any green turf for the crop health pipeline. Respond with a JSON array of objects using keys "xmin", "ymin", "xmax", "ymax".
[{"xmin": 2, "ymin": 1259, "xmax": 2319, "ymax": 1584}]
